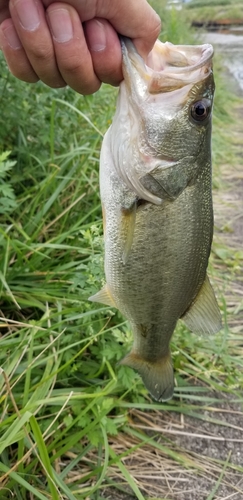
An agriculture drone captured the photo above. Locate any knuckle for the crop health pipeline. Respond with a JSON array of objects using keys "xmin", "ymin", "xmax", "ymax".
[
  {"xmin": 59, "ymin": 55, "xmax": 84, "ymax": 75},
  {"xmin": 155, "ymin": 22, "xmax": 161, "ymax": 39},
  {"xmin": 27, "ymin": 43, "xmax": 53, "ymax": 63},
  {"xmin": 151, "ymin": 17, "xmax": 162, "ymax": 40},
  {"xmin": 58, "ymin": 55, "xmax": 101, "ymax": 94}
]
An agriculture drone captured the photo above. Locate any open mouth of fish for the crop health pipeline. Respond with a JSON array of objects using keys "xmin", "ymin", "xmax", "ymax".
[{"xmin": 122, "ymin": 37, "xmax": 213, "ymax": 94}]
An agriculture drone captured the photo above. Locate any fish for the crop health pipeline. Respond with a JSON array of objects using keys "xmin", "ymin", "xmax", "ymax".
[{"xmin": 89, "ymin": 37, "xmax": 222, "ymax": 402}]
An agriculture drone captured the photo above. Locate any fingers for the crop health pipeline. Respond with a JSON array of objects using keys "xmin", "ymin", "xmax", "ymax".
[
  {"xmin": 42, "ymin": 0, "xmax": 161, "ymax": 58},
  {"xmin": 103, "ymin": 0, "xmax": 161, "ymax": 59},
  {"xmin": 0, "ymin": 0, "xmax": 161, "ymax": 93},
  {"xmin": 0, "ymin": 17, "xmax": 39, "ymax": 82},
  {"xmin": 46, "ymin": 4, "xmax": 101, "ymax": 94},
  {"xmin": 0, "ymin": 0, "xmax": 103, "ymax": 93},
  {"xmin": 7, "ymin": 0, "xmax": 65, "ymax": 87},
  {"xmin": 84, "ymin": 18, "xmax": 122, "ymax": 87}
]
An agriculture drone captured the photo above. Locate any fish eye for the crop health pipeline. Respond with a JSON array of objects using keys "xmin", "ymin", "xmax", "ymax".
[{"xmin": 190, "ymin": 99, "xmax": 211, "ymax": 123}]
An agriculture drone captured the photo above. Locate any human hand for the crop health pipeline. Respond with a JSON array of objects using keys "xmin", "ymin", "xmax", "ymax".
[{"xmin": 0, "ymin": 0, "xmax": 161, "ymax": 94}]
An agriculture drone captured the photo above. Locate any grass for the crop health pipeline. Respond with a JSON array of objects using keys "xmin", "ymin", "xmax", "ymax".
[
  {"xmin": 187, "ymin": 0, "xmax": 240, "ymax": 7},
  {"xmin": 184, "ymin": 0, "xmax": 243, "ymax": 24},
  {"xmin": 0, "ymin": 4, "xmax": 243, "ymax": 499}
]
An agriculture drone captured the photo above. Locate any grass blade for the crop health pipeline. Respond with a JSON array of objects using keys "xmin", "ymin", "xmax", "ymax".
[{"xmin": 29, "ymin": 415, "xmax": 60, "ymax": 500}]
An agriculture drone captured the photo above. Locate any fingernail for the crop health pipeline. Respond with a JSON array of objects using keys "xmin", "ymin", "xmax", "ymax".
[
  {"xmin": 1, "ymin": 24, "xmax": 22, "ymax": 50},
  {"xmin": 88, "ymin": 20, "xmax": 106, "ymax": 52},
  {"xmin": 14, "ymin": 0, "xmax": 40, "ymax": 31},
  {"xmin": 47, "ymin": 9, "xmax": 73, "ymax": 43}
]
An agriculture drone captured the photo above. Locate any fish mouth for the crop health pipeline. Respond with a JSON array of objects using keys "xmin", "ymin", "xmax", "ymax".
[{"xmin": 121, "ymin": 37, "xmax": 213, "ymax": 94}]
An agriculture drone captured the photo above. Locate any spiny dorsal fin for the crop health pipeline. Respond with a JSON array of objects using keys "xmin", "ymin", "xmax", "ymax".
[
  {"xmin": 182, "ymin": 275, "xmax": 222, "ymax": 335},
  {"xmin": 89, "ymin": 284, "xmax": 117, "ymax": 308}
]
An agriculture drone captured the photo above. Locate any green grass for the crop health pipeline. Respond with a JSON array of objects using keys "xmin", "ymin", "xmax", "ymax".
[
  {"xmin": 187, "ymin": 0, "xmax": 238, "ymax": 8},
  {"xmin": 184, "ymin": 0, "xmax": 243, "ymax": 23},
  {"xmin": 151, "ymin": 0, "xmax": 243, "ymax": 25},
  {"xmin": 0, "ymin": 6, "xmax": 243, "ymax": 499}
]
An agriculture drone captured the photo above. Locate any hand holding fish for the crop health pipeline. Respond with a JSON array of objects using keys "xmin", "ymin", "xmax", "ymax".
[{"xmin": 0, "ymin": 0, "xmax": 161, "ymax": 94}]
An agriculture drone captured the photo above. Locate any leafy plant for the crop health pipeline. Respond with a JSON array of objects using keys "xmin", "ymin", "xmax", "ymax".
[{"xmin": 0, "ymin": 151, "xmax": 17, "ymax": 214}]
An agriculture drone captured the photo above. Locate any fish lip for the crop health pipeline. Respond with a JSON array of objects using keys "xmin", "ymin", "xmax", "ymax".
[{"xmin": 121, "ymin": 36, "xmax": 214, "ymax": 93}]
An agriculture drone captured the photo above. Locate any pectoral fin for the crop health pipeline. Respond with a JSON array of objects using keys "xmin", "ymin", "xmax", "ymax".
[
  {"xmin": 120, "ymin": 350, "xmax": 174, "ymax": 402},
  {"xmin": 89, "ymin": 284, "xmax": 117, "ymax": 308},
  {"xmin": 121, "ymin": 202, "xmax": 137, "ymax": 265},
  {"xmin": 182, "ymin": 275, "xmax": 222, "ymax": 335}
]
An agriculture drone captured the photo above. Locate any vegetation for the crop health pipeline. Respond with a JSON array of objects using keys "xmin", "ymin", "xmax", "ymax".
[
  {"xmin": 188, "ymin": 0, "xmax": 238, "ymax": 8},
  {"xmin": 184, "ymin": 0, "xmax": 243, "ymax": 24},
  {"xmin": 0, "ymin": 3, "xmax": 242, "ymax": 499}
]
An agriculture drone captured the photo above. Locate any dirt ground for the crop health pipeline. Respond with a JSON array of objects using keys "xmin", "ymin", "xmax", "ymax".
[
  {"xmin": 100, "ymin": 59, "xmax": 243, "ymax": 500},
  {"xmin": 101, "ymin": 395, "xmax": 243, "ymax": 500}
]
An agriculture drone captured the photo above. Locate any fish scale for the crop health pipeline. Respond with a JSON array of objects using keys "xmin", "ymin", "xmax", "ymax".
[{"xmin": 89, "ymin": 38, "xmax": 222, "ymax": 401}]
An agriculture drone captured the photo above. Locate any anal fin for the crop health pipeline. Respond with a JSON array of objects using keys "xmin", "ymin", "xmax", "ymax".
[
  {"xmin": 89, "ymin": 284, "xmax": 117, "ymax": 308},
  {"xmin": 182, "ymin": 274, "xmax": 222, "ymax": 335}
]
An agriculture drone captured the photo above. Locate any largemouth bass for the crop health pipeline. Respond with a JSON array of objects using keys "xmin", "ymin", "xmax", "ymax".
[{"xmin": 90, "ymin": 38, "xmax": 222, "ymax": 401}]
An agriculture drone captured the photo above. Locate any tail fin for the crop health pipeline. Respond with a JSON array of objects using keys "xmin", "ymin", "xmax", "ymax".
[{"xmin": 120, "ymin": 350, "xmax": 174, "ymax": 402}]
